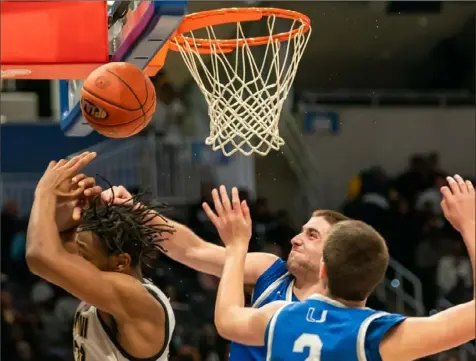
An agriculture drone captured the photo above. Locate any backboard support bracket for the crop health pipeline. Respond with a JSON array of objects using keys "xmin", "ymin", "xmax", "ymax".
[{"xmin": 60, "ymin": 1, "xmax": 187, "ymax": 136}]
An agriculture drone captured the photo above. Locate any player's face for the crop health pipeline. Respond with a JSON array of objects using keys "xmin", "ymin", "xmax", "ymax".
[
  {"xmin": 286, "ymin": 216, "xmax": 333, "ymax": 277},
  {"xmin": 75, "ymin": 231, "xmax": 112, "ymax": 271}
]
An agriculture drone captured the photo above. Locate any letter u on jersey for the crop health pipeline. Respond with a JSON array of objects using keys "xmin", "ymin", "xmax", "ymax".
[{"xmin": 306, "ymin": 308, "xmax": 327, "ymax": 323}]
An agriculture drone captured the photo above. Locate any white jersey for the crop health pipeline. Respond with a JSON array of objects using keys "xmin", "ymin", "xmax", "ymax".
[{"xmin": 72, "ymin": 280, "xmax": 175, "ymax": 361}]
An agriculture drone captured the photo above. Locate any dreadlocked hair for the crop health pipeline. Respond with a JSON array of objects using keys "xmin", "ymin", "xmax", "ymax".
[{"xmin": 78, "ymin": 189, "xmax": 175, "ymax": 268}]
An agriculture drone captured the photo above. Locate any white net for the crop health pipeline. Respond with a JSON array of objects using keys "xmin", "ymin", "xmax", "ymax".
[{"xmin": 172, "ymin": 11, "xmax": 311, "ymax": 156}]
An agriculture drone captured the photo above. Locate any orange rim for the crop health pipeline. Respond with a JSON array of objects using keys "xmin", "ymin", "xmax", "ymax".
[{"xmin": 168, "ymin": 7, "xmax": 311, "ymax": 54}]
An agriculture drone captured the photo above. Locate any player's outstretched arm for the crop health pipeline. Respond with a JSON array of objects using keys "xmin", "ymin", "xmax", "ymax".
[
  {"xmin": 26, "ymin": 154, "xmax": 165, "ymax": 332},
  {"xmin": 101, "ymin": 185, "xmax": 278, "ymax": 284},
  {"xmin": 379, "ymin": 175, "xmax": 475, "ymax": 361},
  {"xmin": 209, "ymin": 187, "xmax": 285, "ymax": 345}
]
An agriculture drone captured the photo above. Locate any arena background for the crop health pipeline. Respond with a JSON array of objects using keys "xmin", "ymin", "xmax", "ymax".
[{"xmin": 1, "ymin": 1, "xmax": 475, "ymax": 361}]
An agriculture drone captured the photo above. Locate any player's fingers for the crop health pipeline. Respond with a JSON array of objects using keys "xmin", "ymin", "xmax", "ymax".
[
  {"xmin": 440, "ymin": 186, "xmax": 453, "ymax": 200},
  {"xmin": 84, "ymin": 185, "xmax": 103, "ymax": 197},
  {"xmin": 241, "ymin": 200, "xmax": 251, "ymax": 224},
  {"xmin": 46, "ymin": 160, "xmax": 57, "ymax": 170},
  {"xmin": 56, "ymin": 159, "xmax": 68, "ymax": 168},
  {"xmin": 72, "ymin": 173, "xmax": 87, "ymax": 184},
  {"xmin": 231, "ymin": 187, "xmax": 241, "ymax": 215},
  {"xmin": 219, "ymin": 185, "xmax": 232, "ymax": 213},
  {"xmin": 101, "ymin": 189, "xmax": 112, "ymax": 203},
  {"xmin": 212, "ymin": 188, "xmax": 224, "ymax": 216},
  {"xmin": 454, "ymin": 174, "xmax": 467, "ymax": 193},
  {"xmin": 115, "ymin": 185, "xmax": 132, "ymax": 199},
  {"xmin": 72, "ymin": 206, "xmax": 83, "ymax": 221},
  {"xmin": 102, "ymin": 187, "xmax": 126, "ymax": 203},
  {"xmin": 77, "ymin": 176, "xmax": 96, "ymax": 189},
  {"xmin": 466, "ymin": 180, "xmax": 474, "ymax": 193},
  {"xmin": 66, "ymin": 152, "xmax": 96, "ymax": 176},
  {"xmin": 65, "ymin": 152, "xmax": 91, "ymax": 170},
  {"xmin": 446, "ymin": 176, "xmax": 460, "ymax": 195},
  {"xmin": 69, "ymin": 152, "xmax": 96, "ymax": 171},
  {"xmin": 56, "ymin": 186, "xmax": 84, "ymax": 199},
  {"xmin": 202, "ymin": 202, "xmax": 219, "ymax": 225},
  {"xmin": 440, "ymin": 200, "xmax": 449, "ymax": 216},
  {"xmin": 58, "ymin": 153, "xmax": 84, "ymax": 175}
]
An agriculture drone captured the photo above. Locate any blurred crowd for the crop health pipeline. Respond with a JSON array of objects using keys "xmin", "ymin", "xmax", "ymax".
[
  {"xmin": 1, "ymin": 152, "xmax": 474, "ymax": 361},
  {"xmin": 342, "ymin": 152, "xmax": 474, "ymax": 311}
]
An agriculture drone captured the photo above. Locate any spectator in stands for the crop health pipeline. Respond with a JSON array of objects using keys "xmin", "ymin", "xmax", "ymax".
[
  {"xmin": 30, "ymin": 281, "xmax": 64, "ymax": 359},
  {"xmin": 173, "ymin": 345, "xmax": 201, "ymax": 361},
  {"xmin": 343, "ymin": 166, "xmax": 393, "ymax": 238},
  {"xmin": 415, "ymin": 174, "xmax": 446, "ymax": 216},
  {"xmin": 437, "ymin": 238, "xmax": 473, "ymax": 304},
  {"xmin": 388, "ymin": 198, "xmax": 420, "ymax": 270},
  {"xmin": 198, "ymin": 323, "xmax": 227, "ymax": 361},
  {"xmin": 8, "ymin": 219, "xmax": 31, "ymax": 281},
  {"xmin": 414, "ymin": 228, "xmax": 441, "ymax": 311},
  {"xmin": 1, "ymin": 284, "xmax": 39, "ymax": 361},
  {"xmin": 1, "ymin": 287, "xmax": 17, "ymax": 360},
  {"xmin": 394, "ymin": 155, "xmax": 432, "ymax": 206},
  {"xmin": 427, "ymin": 152, "xmax": 446, "ymax": 182}
]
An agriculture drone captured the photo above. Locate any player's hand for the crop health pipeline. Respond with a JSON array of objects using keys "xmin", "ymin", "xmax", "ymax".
[
  {"xmin": 35, "ymin": 152, "xmax": 97, "ymax": 199},
  {"xmin": 56, "ymin": 173, "xmax": 103, "ymax": 231},
  {"xmin": 440, "ymin": 175, "xmax": 475, "ymax": 234},
  {"xmin": 70, "ymin": 174, "xmax": 103, "ymax": 221},
  {"xmin": 202, "ymin": 186, "xmax": 252, "ymax": 250},
  {"xmin": 101, "ymin": 185, "xmax": 134, "ymax": 206}
]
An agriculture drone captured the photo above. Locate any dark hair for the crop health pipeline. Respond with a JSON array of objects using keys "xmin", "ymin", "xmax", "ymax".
[
  {"xmin": 78, "ymin": 192, "xmax": 175, "ymax": 267},
  {"xmin": 323, "ymin": 220, "xmax": 388, "ymax": 301},
  {"xmin": 312, "ymin": 210, "xmax": 350, "ymax": 225}
]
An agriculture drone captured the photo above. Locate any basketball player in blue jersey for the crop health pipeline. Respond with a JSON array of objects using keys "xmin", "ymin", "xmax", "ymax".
[
  {"xmin": 100, "ymin": 185, "xmax": 349, "ymax": 361},
  {"xmin": 211, "ymin": 177, "xmax": 475, "ymax": 361}
]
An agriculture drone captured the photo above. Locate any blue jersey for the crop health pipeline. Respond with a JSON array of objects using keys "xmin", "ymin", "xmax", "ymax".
[
  {"xmin": 265, "ymin": 294, "xmax": 407, "ymax": 361},
  {"xmin": 229, "ymin": 259, "xmax": 297, "ymax": 361}
]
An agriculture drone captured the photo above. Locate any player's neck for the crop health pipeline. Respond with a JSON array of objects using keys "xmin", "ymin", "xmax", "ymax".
[
  {"xmin": 127, "ymin": 267, "xmax": 143, "ymax": 282},
  {"xmin": 293, "ymin": 277, "xmax": 325, "ymax": 300},
  {"xmin": 325, "ymin": 291, "xmax": 367, "ymax": 308}
]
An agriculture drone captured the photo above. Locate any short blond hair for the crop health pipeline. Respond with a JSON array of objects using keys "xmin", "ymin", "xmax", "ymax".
[{"xmin": 312, "ymin": 210, "xmax": 350, "ymax": 225}]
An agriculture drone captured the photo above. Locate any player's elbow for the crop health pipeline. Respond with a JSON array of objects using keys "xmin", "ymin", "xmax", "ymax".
[
  {"xmin": 25, "ymin": 250, "xmax": 44, "ymax": 274},
  {"xmin": 25, "ymin": 247, "xmax": 53, "ymax": 276},
  {"xmin": 214, "ymin": 309, "xmax": 236, "ymax": 341},
  {"xmin": 214, "ymin": 315, "xmax": 229, "ymax": 339}
]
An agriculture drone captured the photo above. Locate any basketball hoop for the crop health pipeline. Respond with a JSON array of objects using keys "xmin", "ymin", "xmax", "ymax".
[{"xmin": 169, "ymin": 8, "xmax": 311, "ymax": 156}]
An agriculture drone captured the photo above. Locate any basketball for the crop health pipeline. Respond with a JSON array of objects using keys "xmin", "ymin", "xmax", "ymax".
[{"xmin": 80, "ymin": 62, "xmax": 156, "ymax": 138}]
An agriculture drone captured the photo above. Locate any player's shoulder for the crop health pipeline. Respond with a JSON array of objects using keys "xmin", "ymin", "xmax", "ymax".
[
  {"xmin": 254, "ymin": 257, "xmax": 288, "ymax": 284},
  {"xmin": 101, "ymin": 273, "xmax": 166, "ymax": 318},
  {"xmin": 364, "ymin": 311, "xmax": 407, "ymax": 361}
]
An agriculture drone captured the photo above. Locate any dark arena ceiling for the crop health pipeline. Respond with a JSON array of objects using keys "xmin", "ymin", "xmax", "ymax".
[{"xmin": 164, "ymin": 1, "xmax": 475, "ymax": 93}]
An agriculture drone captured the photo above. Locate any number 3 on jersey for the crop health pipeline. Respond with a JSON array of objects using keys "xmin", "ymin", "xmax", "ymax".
[{"xmin": 293, "ymin": 334, "xmax": 323, "ymax": 361}]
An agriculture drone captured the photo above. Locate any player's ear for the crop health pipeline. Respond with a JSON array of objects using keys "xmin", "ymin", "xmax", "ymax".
[{"xmin": 114, "ymin": 253, "xmax": 131, "ymax": 272}]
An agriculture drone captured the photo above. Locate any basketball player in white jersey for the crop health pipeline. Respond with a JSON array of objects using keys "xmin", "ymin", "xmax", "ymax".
[{"xmin": 25, "ymin": 152, "xmax": 175, "ymax": 361}]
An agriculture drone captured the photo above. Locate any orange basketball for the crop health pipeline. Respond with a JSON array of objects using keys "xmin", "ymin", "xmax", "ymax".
[{"xmin": 80, "ymin": 62, "xmax": 156, "ymax": 138}]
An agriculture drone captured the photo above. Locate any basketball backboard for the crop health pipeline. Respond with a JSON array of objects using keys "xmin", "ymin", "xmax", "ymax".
[{"xmin": 0, "ymin": 0, "xmax": 187, "ymax": 136}]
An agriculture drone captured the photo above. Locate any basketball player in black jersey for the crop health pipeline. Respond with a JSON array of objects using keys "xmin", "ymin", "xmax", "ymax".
[{"xmin": 26, "ymin": 152, "xmax": 175, "ymax": 361}]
